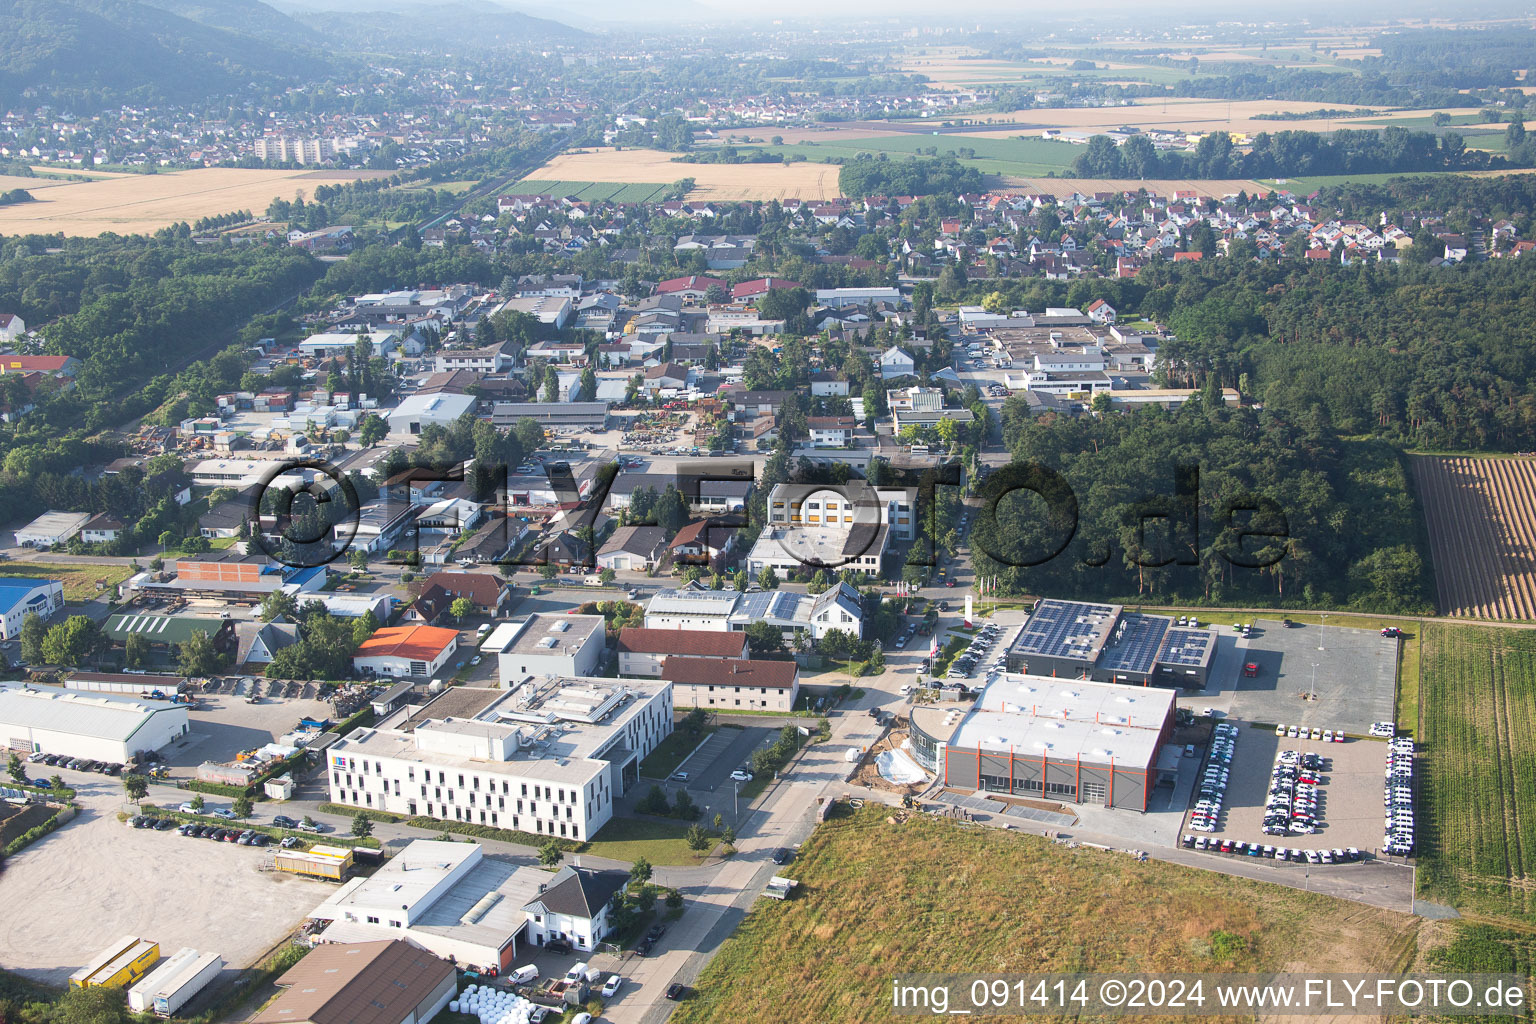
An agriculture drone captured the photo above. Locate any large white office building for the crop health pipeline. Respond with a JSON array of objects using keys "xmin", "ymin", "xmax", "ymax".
[{"xmin": 325, "ymin": 679, "xmax": 673, "ymax": 842}]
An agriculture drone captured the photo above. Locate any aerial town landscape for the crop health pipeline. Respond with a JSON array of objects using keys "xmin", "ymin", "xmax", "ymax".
[{"xmin": 5, "ymin": 0, "xmax": 1536, "ymax": 1021}]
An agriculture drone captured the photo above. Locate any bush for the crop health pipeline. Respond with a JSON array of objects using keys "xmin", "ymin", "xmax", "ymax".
[{"xmin": 3, "ymin": 812, "xmax": 62, "ymax": 856}]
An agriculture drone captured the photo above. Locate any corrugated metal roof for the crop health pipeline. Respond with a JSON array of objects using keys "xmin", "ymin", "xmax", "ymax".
[{"xmin": 0, "ymin": 685, "xmax": 187, "ymax": 742}]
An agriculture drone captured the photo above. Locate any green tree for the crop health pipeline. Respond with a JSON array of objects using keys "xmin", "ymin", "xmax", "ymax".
[
  {"xmin": 41, "ymin": 615, "xmax": 101, "ymax": 667},
  {"xmin": 49, "ymin": 773, "xmax": 65, "ymax": 793},
  {"xmin": 733, "ymin": 569, "xmax": 750, "ymax": 592},
  {"xmin": 123, "ymin": 632, "xmax": 150, "ymax": 670},
  {"xmin": 599, "ymin": 568, "xmax": 616, "ymax": 586},
  {"xmin": 177, "ymin": 629, "xmax": 223, "ymax": 677},
  {"xmin": 757, "ymin": 565, "xmax": 780, "ymax": 591},
  {"xmin": 260, "ymin": 589, "xmax": 299, "ymax": 622},
  {"xmin": 744, "ymin": 620, "xmax": 786, "ymax": 655},
  {"xmin": 358, "ymin": 414, "xmax": 389, "ymax": 446},
  {"xmin": 685, "ymin": 823, "xmax": 712, "ymax": 856},
  {"xmin": 350, "ymin": 811, "xmax": 374, "ymax": 838},
  {"xmin": 233, "ymin": 794, "xmax": 254, "ymax": 818},
  {"xmin": 665, "ymin": 887, "xmax": 684, "ymax": 911},
  {"xmin": 449, "ymin": 597, "xmax": 474, "ymax": 623},
  {"xmin": 190, "ymin": 793, "xmax": 204, "ymax": 812},
  {"xmin": 6, "ymin": 752, "xmax": 24, "ymax": 784},
  {"xmin": 538, "ymin": 563, "xmax": 559, "ymax": 580},
  {"xmin": 539, "ymin": 838, "xmax": 563, "ymax": 868},
  {"xmin": 348, "ymin": 549, "xmax": 369, "ymax": 572},
  {"xmin": 806, "ymin": 569, "xmax": 829, "ymax": 595},
  {"xmin": 19, "ymin": 610, "xmax": 46, "ymax": 664},
  {"xmin": 629, "ymin": 856, "xmax": 653, "ymax": 886},
  {"xmin": 122, "ymin": 773, "xmax": 148, "ymax": 802}
]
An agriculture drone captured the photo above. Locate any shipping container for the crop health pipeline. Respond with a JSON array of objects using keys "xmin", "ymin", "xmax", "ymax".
[
  {"xmin": 70, "ymin": 936, "xmax": 140, "ymax": 988},
  {"xmin": 273, "ymin": 844, "xmax": 353, "ymax": 881},
  {"xmin": 127, "ymin": 948, "xmax": 224, "ymax": 1018},
  {"xmin": 81, "ymin": 939, "xmax": 160, "ymax": 989}
]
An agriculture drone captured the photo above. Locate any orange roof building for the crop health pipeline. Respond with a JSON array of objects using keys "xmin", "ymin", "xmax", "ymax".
[{"xmin": 352, "ymin": 625, "xmax": 459, "ymax": 679}]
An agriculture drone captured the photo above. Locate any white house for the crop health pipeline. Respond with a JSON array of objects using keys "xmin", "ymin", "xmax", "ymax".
[
  {"xmin": 806, "ymin": 416, "xmax": 855, "ymax": 448},
  {"xmin": 879, "ymin": 346, "xmax": 916, "ymax": 379},
  {"xmin": 0, "ymin": 313, "xmax": 25, "ymax": 343},
  {"xmin": 1086, "ymin": 299, "xmax": 1117, "ymax": 323}
]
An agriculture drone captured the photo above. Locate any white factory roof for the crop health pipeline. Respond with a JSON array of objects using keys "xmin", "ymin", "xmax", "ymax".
[
  {"xmin": 484, "ymin": 614, "xmax": 604, "ymax": 657},
  {"xmin": 646, "ymin": 588, "xmax": 739, "ymax": 616},
  {"xmin": 945, "ymin": 673, "xmax": 1173, "ymax": 768},
  {"xmin": 0, "ymin": 685, "xmax": 187, "ymax": 742},
  {"xmin": 14, "ymin": 509, "xmax": 93, "ymax": 539}
]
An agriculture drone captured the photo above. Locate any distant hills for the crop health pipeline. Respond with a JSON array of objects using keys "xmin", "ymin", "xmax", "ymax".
[
  {"xmin": 288, "ymin": 0, "xmax": 588, "ymax": 50},
  {"xmin": 0, "ymin": 0, "xmax": 585, "ymax": 113}
]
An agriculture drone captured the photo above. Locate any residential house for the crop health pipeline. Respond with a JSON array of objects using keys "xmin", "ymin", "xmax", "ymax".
[
  {"xmin": 404, "ymin": 572, "xmax": 514, "ymax": 625},
  {"xmin": 596, "ymin": 525, "xmax": 668, "ymax": 572},
  {"xmin": 809, "ymin": 371, "xmax": 849, "ymax": 397},
  {"xmin": 879, "ymin": 346, "xmax": 916, "ymax": 379},
  {"xmin": 806, "ymin": 416, "xmax": 855, "ymax": 448},
  {"xmin": 669, "ymin": 517, "xmax": 738, "ymax": 570},
  {"xmin": 662, "ymin": 656, "xmax": 799, "ymax": 712},
  {"xmin": 654, "ymin": 275, "xmax": 725, "ymax": 301},
  {"xmin": 0, "ymin": 313, "xmax": 25, "ymax": 343},
  {"xmin": 79, "ymin": 513, "xmax": 124, "ymax": 544},
  {"xmin": 616, "ymin": 627, "xmax": 748, "ymax": 678},
  {"xmin": 233, "ymin": 620, "xmax": 300, "ymax": 667}
]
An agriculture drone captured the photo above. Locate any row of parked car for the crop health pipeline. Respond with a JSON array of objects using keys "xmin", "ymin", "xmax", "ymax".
[
  {"xmin": 28, "ymin": 752, "xmax": 124, "ymax": 775},
  {"xmin": 946, "ymin": 622, "xmax": 1004, "ymax": 680},
  {"xmin": 1188, "ymin": 722, "xmax": 1239, "ymax": 833},
  {"xmin": 1274, "ymin": 723, "xmax": 1346, "ymax": 742},
  {"xmin": 1263, "ymin": 750, "xmax": 1326, "ymax": 837},
  {"xmin": 1384, "ymin": 737, "xmax": 1415, "ymax": 856},
  {"xmin": 1182, "ymin": 834, "xmax": 1365, "ymax": 864}
]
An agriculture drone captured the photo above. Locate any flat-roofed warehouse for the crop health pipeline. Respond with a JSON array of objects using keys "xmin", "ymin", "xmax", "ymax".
[
  {"xmin": 1004, "ymin": 598, "xmax": 1217, "ymax": 689},
  {"xmin": 910, "ymin": 674, "xmax": 1176, "ymax": 811},
  {"xmin": 487, "ymin": 401, "xmax": 610, "ymax": 429},
  {"xmin": 0, "ymin": 685, "xmax": 191, "ymax": 762}
]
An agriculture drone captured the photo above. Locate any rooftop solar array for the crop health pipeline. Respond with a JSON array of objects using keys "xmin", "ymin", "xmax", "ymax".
[
  {"xmin": 1010, "ymin": 598, "xmax": 1119, "ymax": 663},
  {"xmin": 1158, "ymin": 628, "xmax": 1217, "ymax": 668},
  {"xmin": 1097, "ymin": 613, "xmax": 1172, "ymax": 674}
]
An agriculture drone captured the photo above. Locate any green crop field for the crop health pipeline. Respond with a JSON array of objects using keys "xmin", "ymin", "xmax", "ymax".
[
  {"xmin": 670, "ymin": 807, "xmax": 1418, "ymax": 1024},
  {"xmin": 508, "ymin": 179, "xmax": 673, "ymax": 203},
  {"xmin": 732, "ymin": 133, "xmax": 1079, "ymax": 178},
  {"xmin": 1416, "ymin": 623, "xmax": 1536, "ymax": 921}
]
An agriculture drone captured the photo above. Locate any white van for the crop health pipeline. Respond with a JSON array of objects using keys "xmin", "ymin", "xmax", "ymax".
[{"xmin": 509, "ymin": 964, "xmax": 539, "ymax": 985}]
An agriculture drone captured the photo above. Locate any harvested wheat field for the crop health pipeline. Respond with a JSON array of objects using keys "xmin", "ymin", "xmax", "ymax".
[
  {"xmin": 0, "ymin": 167, "xmax": 381, "ymax": 237},
  {"xmin": 671, "ymin": 807, "xmax": 1418, "ymax": 1024},
  {"xmin": 949, "ymin": 99, "xmax": 1450, "ymax": 137},
  {"xmin": 518, "ymin": 148, "xmax": 841, "ymax": 200},
  {"xmin": 1413, "ymin": 455, "xmax": 1536, "ymax": 620}
]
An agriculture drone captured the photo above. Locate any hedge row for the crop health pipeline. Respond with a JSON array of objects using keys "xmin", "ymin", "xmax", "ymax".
[
  {"xmin": 186, "ymin": 779, "xmax": 253, "ymax": 798},
  {"xmin": 318, "ymin": 801, "xmax": 581, "ymax": 852},
  {"xmin": 3, "ymin": 811, "xmax": 62, "ymax": 856},
  {"xmin": 329, "ymin": 708, "xmax": 376, "ymax": 737}
]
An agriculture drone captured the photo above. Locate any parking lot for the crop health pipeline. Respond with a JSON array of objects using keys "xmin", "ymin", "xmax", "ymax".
[
  {"xmin": 155, "ymin": 688, "xmax": 342, "ymax": 779},
  {"xmin": 1220, "ymin": 619, "xmax": 1399, "ymax": 737},
  {"xmin": 674, "ymin": 725, "xmax": 773, "ymax": 794},
  {"xmin": 1184, "ymin": 723, "xmax": 1391, "ymax": 858},
  {"xmin": 0, "ymin": 772, "xmax": 331, "ymax": 986}
]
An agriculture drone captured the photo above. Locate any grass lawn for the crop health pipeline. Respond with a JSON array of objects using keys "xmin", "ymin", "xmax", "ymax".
[
  {"xmin": 206, "ymin": 536, "xmax": 239, "ymax": 550},
  {"xmin": 639, "ymin": 724, "xmax": 717, "ymax": 779},
  {"xmin": 584, "ymin": 816, "xmax": 711, "ymax": 866},
  {"xmin": 0, "ymin": 561, "xmax": 133, "ymax": 602},
  {"xmin": 669, "ymin": 806, "xmax": 1418, "ymax": 1024}
]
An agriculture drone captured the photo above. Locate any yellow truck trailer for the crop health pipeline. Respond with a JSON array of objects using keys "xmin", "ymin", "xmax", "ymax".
[
  {"xmin": 69, "ymin": 937, "xmax": 159, "ymax": 989},
  {"xmin": 273, "ymin": 844, "xmax": 353, "ymax": 881}
]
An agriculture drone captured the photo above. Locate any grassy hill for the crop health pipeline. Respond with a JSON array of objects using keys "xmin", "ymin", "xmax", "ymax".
[{"xmin": 672, "ymin": 808, "xmax": 1418, "ymax": 1023}]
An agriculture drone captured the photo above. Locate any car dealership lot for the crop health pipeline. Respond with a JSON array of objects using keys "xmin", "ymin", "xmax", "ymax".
[{"xmin": 1183, "ymin": 723, "xmax": 1388, "ymax": 858}]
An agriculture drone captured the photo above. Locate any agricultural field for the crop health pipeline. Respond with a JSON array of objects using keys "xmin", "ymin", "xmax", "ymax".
[
  {"xmin": 1412, "ymin": 456, "xmax": 1536, "ymax": 620},
  {"xmin": 996, "ymin": 176, "xmax": 1268, "ymax": 199},
  {"xmin": 1416, "ymin": 623, "xmax": 1536, "ymax": 921},
  {"xmin": 938, "ymin": 99, "xmax": 1473, "ymax": 138},
  {"xmin": 0, "ymin": 562, "xmax": 132, "ymax": 603},
  {"xmin": 0, "ymin": 167, "xmax": 382, "ymax": 237},
  {"xmin": 717, "ymin": 133, "xmax": 1079, "ymax": 178},
  {"xmin": 671, "ymin": 807, "xmax": 1419, "ymax": 1024},
  {"xmin": 508, "ymin": 179, "xmax": 675, "ymax": 203},
  {"xmin": 516, "ymin": 148, "xmax": 841, "ymax": 201}
]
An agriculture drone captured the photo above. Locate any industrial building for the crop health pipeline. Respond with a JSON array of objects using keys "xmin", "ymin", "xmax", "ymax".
[
  {"xmin": 643, "ymin": 582, "xmax": 864, "ymax": 640},
  {"xmin": 486, "ymin": 400, "xmax": 610, "ymax": 430},
  {"xmin": 1003, "ymin": 598, "xmax": 1218, "ymax": 689},
  {"xmin": 0, "ymin": 577, "xmax": 63, "ymax": 639},
  {"xmin": 255, "ymin": 939, "xmax": 456, "ymax": 1024},
  {"xmin": 483, "ymin": 613, "xmax": 606, "ymax": 685},
  {"xmin": 0, "ymin": 686, "xmax": 190, "ymax": 762},
  {"xmin": 306, "ymin": 841, "xmax": 626, "ymax": 971},
  {"xmin": 909, "ymin": 674, "xmax": 1178, "ymax": 812},
  {"xmin": 351, "ymin": 625, "xmax": 459, "ymax": 679},
  {"xmin": 13, "ymin": 510, "xmax": 93, "ymax": 548},
  {"xmin": 325, "ymin": 679, "xmax": 673, "ymax": 841}
]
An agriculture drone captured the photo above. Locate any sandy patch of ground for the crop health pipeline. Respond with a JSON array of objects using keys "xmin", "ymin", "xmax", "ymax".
[
  {"xmin": 0, "ymin": 167, "xmax": 379, "ymax": 236},
  {"xmin": 0, "ymin": 775, "xmax": 332, "ymax": 985},
  {"xmin": 520, "ymin": 148, "xmax": 841, "ymax": 201}
]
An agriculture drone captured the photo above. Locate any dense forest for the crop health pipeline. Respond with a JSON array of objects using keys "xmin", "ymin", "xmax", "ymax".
[
  {"xmin": 973, "ymin": 396, "xmax": 1428, "ymax": 611},
  {"xmin": 1072, "ymin": 127, "xmax": 1529, "ymax": 180},
  {"xmin": 838, "ymin": 156, "xmax": 986, "ymax": 199}
]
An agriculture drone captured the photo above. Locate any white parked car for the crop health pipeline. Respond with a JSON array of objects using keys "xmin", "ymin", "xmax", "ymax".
[
  {"xmin": 730, "ymin": 769, "xmax": 753, "ymax": 783},
  {"xmin": 601, "ymin": 974, "xmax": 623, "ymax": 998},
  {"xmin": 564, "ymin": 962, "xmax": 588, "ymax": 985}
]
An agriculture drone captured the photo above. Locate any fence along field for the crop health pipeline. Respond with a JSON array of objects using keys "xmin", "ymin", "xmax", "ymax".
[
  {"xmin": 1417, "ymin": 624, "xmax": 1536, "ymax": 920},
  {"xmin": 1412, "ymin": 455, "xmax": 1536, "ymax": 620}
]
